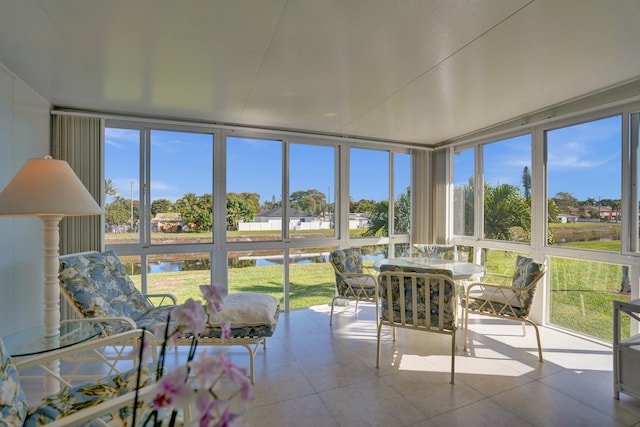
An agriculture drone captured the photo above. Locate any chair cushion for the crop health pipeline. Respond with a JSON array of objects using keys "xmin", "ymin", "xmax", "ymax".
[
  {"xmin": 59, "ymin": 251, "xmax": 154, "ymax": 321},
  {"xmin": 24, "ymin": 366, "xmax": 153, "ymax": 427},
  {"xmin": 378, "ymin": 266, "xmax": 455, "ymax": 330},
  {"xmin": 0, "ymin": 339, "xmax": 27, "ymax": 427},
  {"xmin": 511, "ymin": 255, "xmax": 545, "ymax": 307},
  {"xmin": 412, "ymin": 244, "xmax": 457, "ymax": 261}
]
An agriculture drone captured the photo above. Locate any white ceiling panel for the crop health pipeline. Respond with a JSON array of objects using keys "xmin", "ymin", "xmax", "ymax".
[{"xmin": 0, "ymin": 0, "xmax": 638, "ymax": 145}]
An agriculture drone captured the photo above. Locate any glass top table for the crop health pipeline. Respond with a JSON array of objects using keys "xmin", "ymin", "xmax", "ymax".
[
  {"xmin": 373, "ymin": 258, "xmax": 486, "ymax": 280},
  {"xmin": 3, "ymin": 319, "xmax": 104, "ymax": 357}
]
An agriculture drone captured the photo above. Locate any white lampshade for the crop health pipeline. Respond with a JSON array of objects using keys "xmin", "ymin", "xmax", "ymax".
[{"xmin": 0, "ymin": 156, "xmax": 102, "ymax": 216}]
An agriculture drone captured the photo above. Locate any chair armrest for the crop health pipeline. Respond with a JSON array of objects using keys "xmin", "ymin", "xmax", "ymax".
[
  {"xmin": 44, "ymin": 385, "xmax": 156, "ymax": 427},
  {"xmin": 144, "ymin": 292, "xmax": 178, "ymax": 306},
  {"xmin": 362, "ymin": 265, "xmax": 378, "ymax": 275},
  {"xmin": 465, "ymin": 281, "xmax": 520, "ymax": 296},
  {"xmin": 88, "ymin": 316, "xmax": 138, "ymax": 330},
  {"xmin": 15, "ymin": 329, "xmax": 157, "ymax": 370}
]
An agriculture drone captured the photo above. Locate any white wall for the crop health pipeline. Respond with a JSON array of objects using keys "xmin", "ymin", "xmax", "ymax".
[{"xmin": 0, "ymin": 65, "xmax": 51, "ymax": 337}]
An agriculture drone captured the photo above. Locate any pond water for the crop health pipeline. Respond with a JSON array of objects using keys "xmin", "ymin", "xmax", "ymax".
[{"xmin": 146, "ymin": 251, "xmax": 387, "ymax": 273}]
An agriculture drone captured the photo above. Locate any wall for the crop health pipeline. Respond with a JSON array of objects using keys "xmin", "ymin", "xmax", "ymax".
[{"xmin": 0, "ymin": 64, "xmax": 51, "ymax": 337}]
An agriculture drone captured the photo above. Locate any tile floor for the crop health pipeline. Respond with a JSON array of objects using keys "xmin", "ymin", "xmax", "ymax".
[
  {"xmin": 19, "ymin": 302, "xmax": 640, "ymax": 426},
  {"xmin": 214, "ymin": 303, "xmax": 640, "ymax": 427}
]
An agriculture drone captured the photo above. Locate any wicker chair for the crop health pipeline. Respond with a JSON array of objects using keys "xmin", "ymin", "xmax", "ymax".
[
  {"xmin": 0, "ymin": 329, "xmax": 156, "ymax": 427},
  {"xmin": 376, "ymin": 265, "xmax": 457, "ymax": 383},
  {"xmin": 328, "ymin": 248, "xmax": 379, "ymax": 326},
  {"xmin": 461, "ymin": 255, "xmax": 546, "ymax": 361}
]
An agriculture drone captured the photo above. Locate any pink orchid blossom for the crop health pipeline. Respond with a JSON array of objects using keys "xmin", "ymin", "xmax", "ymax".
[
  {"xmin": 194, "ymin": 392, "xmax": 246, "ymax": 427},
  {"xmin": 220, "ymin": 320, "xmax": 232, "ymax": 341},
  {"xmin": 199, "ymin": 284, "xmax": 228, "ymax": 312},
  {"xmin": 171, "ymin": 298, "xmax": 208, "ymax": 336},
  {"xmin": 222, "ymin": 357, "xmax": 254, "ymax": 402},
  {"xmin": 149, "ymin": 366, "xmax": 193, "ymax": 410},
  {"xmin": 189, "ymin": 350, "xmax": 225, "ymax": 390}
]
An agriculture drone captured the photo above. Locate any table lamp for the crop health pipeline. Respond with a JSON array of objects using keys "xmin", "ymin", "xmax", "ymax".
[{"xmin": 0, "ymin": 155, "xmax": 101, "ymax": 392}]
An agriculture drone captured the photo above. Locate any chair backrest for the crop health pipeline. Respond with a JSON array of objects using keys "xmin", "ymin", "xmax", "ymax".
[
  {"xmin": 511, "ymin": 255, "xmax": 546, "ymax": 309},
  {"xmin": 0, "ymin": 338, "xmax": 27, "ymax": 425},
  {"xmin": 59, "ymin": 251, "xmax": 154, "ymax": 322},
  {"xmin": 412, "ymin": 244, "xmax": 458, "ymax": 261},
  {"xmin": 378, "ymin": 265, "xmax": 456, "ymax": 331},
  {"xmin": 330, "ymin": 248, "xmax": 364, "ymax": 295}
]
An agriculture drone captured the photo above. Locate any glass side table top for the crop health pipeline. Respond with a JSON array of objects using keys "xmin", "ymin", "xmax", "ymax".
[{"xmin": 3, "ymin": 319, "xmax": 104, "ymax": 357}]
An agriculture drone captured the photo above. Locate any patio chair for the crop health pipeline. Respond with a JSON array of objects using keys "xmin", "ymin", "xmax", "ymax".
[
  {"xmin": 58, "ymin": 250, "xmax": 280, "ymax": 383},
  {"xmin": 412, "ymin": 244, "xmax": 458, "ymax": 261},
  {"xmin": 329, "ymin": 248, "xmax": 379, "ymax": 326},
  {"xmin": 1, "ymin": 329, "xmax": 156, "ymax": 427},
  {"xmin": 461, "ymin": 255, "xmax": 546, "ymax": 361},
  {"xmin": 376, "ymin": 265, "xmax": 457, "ymax": 383}
]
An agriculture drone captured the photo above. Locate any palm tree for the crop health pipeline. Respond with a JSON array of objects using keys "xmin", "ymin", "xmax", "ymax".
[{"xmin": 104, "ymin": 178, "xmax": 118, "ymax": 199}]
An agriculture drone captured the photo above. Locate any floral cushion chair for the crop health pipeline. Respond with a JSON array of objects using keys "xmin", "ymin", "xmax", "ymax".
[
  {"xmin": 461, "ymin": 255, "xmax": 546, "ymax": 361},
  {"xmin": 376, "ymin": 264, "xmax": 457, "ymax": 383},
  {"xmin": 0, "ymin": 333, "xmax": 153, "ymax": 427},
  {"xmin": 328, "ymin": 248, "xmax": 379, "ymax": 326},
  {"xmin": 412, "ymin": 244, "xmax": 458, "ymax": 261}
]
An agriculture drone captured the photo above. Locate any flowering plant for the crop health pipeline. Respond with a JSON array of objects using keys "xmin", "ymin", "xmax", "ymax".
[{"xmin": 134, "ymin": 284, "xmax": 254, "ymax": 427}]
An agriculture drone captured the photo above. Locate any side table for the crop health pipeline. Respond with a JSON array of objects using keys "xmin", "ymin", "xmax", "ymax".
[
  {"xmin": 3, "ymin": 319, "xmax": 104, "ymax": 394},
  {"xmin": 613, "ymin": 299, "xmax": 640, "ymax": 400}
]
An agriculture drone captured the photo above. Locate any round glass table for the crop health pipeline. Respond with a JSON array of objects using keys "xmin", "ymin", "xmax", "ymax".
[{"xmin": 3, "ymin": 319, "xmax": 104, "ymax": 357}]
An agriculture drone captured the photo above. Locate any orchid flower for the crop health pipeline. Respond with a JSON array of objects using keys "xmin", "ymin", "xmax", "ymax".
[
  {"xmin": 189, "ymin": 350, "xmax": 225, "ymax": 390},
  {"xmin": 200, "ymin": 284, "xmax": 228, "ymax": 312},
  {"xmin": 148, "ymin": 366, "xmax": 193, "ymax": 410},
  {"xmin": 171, "ymin": 298, "xmax": 208, "ymax": 336}
]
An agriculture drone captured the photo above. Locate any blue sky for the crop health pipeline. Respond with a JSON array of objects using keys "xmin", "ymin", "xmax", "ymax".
[
  {"xmin": 105, "ymin": 129, "xmax": 405, "ymax": 204},
  {"xmin": 107, "ymin": 114, "xmax": 622, "ymax": 206},
  {"xmin": 454, "ymin": 115, "xmax": 623, "ymax": 201}
]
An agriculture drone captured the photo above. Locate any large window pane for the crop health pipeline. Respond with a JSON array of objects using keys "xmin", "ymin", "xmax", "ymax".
[
  {"xmin": 289, "ymin": 143, "xmax": 335, "ymax": 238},
  {"xmin": 150, "ymin": 130, "xmax": 213, "ymax": 245},
  {"xmin": 288, "ymin": 247, "xmax": 335, "ymax": 309},
  {"xmin": 483, "ymin": 135, "xmax": 531, "ymax": 242},
  {"xmin": 104, "ymin": 128, "xmax": 141, "ymax": 244},
  {"xmin": 549, "ymin": 256, "xmax": 629, "ymax": 341},
  {"xmin": 547, "ymin": 116, "xmax": 622, "ymax": 251},
  {"xmin": 350, "ymin": 148, "xmax": 389, "ymax": 238},
  {"xmin": 228, "ymin": 249, "xmax": 284, "ymax": 305},
  {"xmin": 227, "ymin": 137, "xmax": 282, "ymax": 242},
  {"xmin": 393, "ymin": 153, "xmax": 411, "ymax": 235},
  {"xmin": 146, "ymin": 252, "xmax": 211, "ymax": 304},
  {"xmin": 453, "ymin": 148, "xmax": 474, "ymax": 236}
]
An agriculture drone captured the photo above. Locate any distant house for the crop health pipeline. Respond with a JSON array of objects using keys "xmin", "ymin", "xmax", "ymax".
[
  {"xmin": 558, "ymin": 213, "xmax": 579, "ymax": 224},
  {"xmin": 254, "ymin": 206, "xmax": 313, "ymax": 223},
  {"xmin": 151, "ymin": 212, "xmax": 184, "ymax": 232}
]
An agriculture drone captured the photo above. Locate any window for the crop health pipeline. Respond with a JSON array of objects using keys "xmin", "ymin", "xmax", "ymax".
[
  {"xmin": 350, "ymin": 148, "xmax": 389, "ymax": 238},
  {"xmin": 393, "ymin": 153, "xmax": 411, "ymax": 235},
  {"xmin": 289, "ymin": 143, "xmax": 335, "ymax": 238},
  {"xmin": 483, "ymin": 135, "xmax": 532, "ymax": 242},
  {"xmin": 226, "ymin": 137, "xmax": 282, "ymax": 242},
  {"xmin": 546, "ymin": 116, "xmax": 622, "ymax": 251},
  {"xmin": 453, "ymin": 148, "xmax": 474, "ymax": 236}
]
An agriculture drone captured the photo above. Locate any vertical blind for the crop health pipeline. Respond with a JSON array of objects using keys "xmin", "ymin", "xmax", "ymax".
[{"xmin": 51, "ymin": 114, "xmax": 104, "ymax": 254}]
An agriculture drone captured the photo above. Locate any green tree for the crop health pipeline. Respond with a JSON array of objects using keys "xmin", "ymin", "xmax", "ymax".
[
  {"xmin": 176, "ymin": 193, "xmax": 212, "ymax": 231},
  {"xmin": 552, "ymin": 191, "xmax": 579, "ymax": 210},
  {"xmin": 104, "ymin": 195, "xmax": 139, "ymax": 229},
  {"xmin": 291, "ymin": 189, "xmax": 326, "ymax": 217},
  {"xmin": 521, "ymin": 166, "xmax": 531, "ymax": 200},
  {"xmin": 227, "ymin": 193, "xmax": 256, "ymax": 230},
  {"xmin": 151, "ymin": 198, "xmax": 174, "ymax": 216},
  {"xmin": 484, "ymin": 183, "xmax": 530, "ymax": 241},
  {"xmin": 104, "ymin": 178, "xmax": 118, "ymax": 200},
  {"xmin": 350, "ymin": 199, "xmax": 376, "ymax": 213},
  {"xmin": 394, "ymin": 187, "xmax": 411, "ymax": 234},
  {"xmin": 363, "ymin": 200, "xmax": 389, "ymax": 237}
]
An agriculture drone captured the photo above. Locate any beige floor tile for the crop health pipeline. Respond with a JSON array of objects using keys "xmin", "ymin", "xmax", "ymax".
[{"xmin": 244, "ymin": 394, "xmax": 338, "ymax": 427}]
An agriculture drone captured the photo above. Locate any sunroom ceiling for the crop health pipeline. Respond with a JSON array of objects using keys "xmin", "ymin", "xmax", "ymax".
[{"xmin": 0, "ymin": 0, "xmax": 639, "ymax": 146}]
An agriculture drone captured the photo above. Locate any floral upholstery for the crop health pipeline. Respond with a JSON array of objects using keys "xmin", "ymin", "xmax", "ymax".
[
  {"xmin": 378, "ymin": 265, "xmax": 456, "ymax": 330},
  {"xmin": 0, "ymin": 339, "xmax": 27, "ymax": 427},
  {"xmin": 59, "ymin": 251, "xmax": 153, "ymax": 325},
  {"xmin": 461, "ymin": 255, "xmax": 546, "ymax": 361},
  {"xmin": 463, "ymin": 255, "xmax": 545, "ymax": 316},
  {"xmin": 376, "ymin": 265, "xmax": 457, "ymax": 383},
  {"xmin": 0, "ymin": 336, "xmax": 152, "ymax": 427},
  {"xmin": 60, "ymin": 251, "xmax": 279, "ymax": 339},
  {"xmin": 24, "ymin": 366, "xmax": 152, "ymax": 427},
  {"xmin": 329, "ymin": 248, "xmax": 377, "ymax": 298},
  {"xmin": 412, "ymin": 244, "xmax": 458, "ymax": 261}
]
